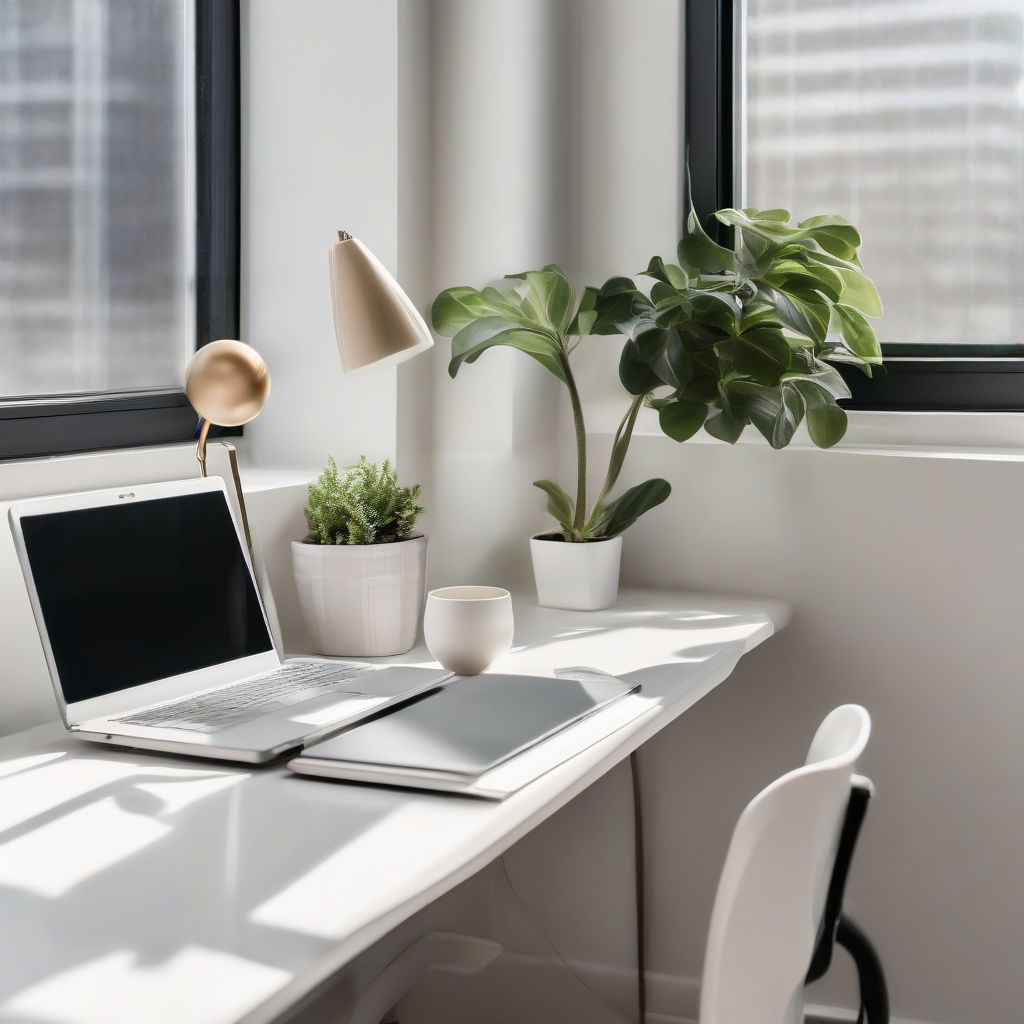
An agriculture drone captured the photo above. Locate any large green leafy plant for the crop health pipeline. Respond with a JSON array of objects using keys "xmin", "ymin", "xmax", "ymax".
[
  {"xmin": 432, "ymin": 269, "xmax": 671, "ymax": 542},
  {"xmin": 431, "ymin": 205, "xmax": 881, "ymax": 540},
  {"xmin": 304, "ymin": 456, "xmax": 424, "ymax": 545},
  {"xmin": 595, "ymin": 206, "xmax": 882, "ymax": 448}
]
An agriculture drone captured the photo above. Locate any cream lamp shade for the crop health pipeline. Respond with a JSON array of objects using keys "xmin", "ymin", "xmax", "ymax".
[{"xmin": 328, "ymin": 231, "xmax": 433, "ymax": 373}]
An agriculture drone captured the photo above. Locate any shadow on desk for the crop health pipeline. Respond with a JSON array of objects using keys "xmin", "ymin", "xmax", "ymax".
[{"xmin": 0, "ymin": 742, "xmax": 403, "ymax": 1021}]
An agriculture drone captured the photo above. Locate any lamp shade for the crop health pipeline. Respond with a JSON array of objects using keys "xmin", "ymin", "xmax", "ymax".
[{"xmin": 328, "ymin": 232, "xmax": 433, "ymax": 374}]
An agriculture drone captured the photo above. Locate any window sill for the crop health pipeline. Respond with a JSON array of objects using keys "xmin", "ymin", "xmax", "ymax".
[
  {"xmin": 0, "ymin": 443, "xmax": 317, "ymax": 503},
  {"xmin": 583, "ymin": 397, "xmax": 1024, "ymax": 460}
]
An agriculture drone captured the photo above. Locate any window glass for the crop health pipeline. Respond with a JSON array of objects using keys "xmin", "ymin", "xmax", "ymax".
[
  {"xmin": 0, "ymin": 0, "xmax": 192, "ymax": 399},
  {"xmin": 744, "ymin": 0, "xmax": 1024, "ymax": 347}
]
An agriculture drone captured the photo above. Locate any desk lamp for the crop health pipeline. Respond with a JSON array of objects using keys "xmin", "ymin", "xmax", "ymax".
[
  {"xmin": 328, "ymin": 230, "xmax": 433, "ymax": 371},
  {"xmin": 184, "ymin": 339, "xmax": 270, "ymax": 562},
  {"xmin": 183, "ymin": 232, "xmax": 432, "ymax": 560}
]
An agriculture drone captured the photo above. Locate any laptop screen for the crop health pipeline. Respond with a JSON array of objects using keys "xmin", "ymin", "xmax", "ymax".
[{"xmin": 19, "ymin": 490, "xmax": 274, "ymax": 704}]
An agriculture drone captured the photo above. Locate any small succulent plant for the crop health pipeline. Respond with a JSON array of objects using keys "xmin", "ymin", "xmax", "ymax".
[{"xmin": 303, "ymin": 456, "xmax": 424, "ymax": 545}]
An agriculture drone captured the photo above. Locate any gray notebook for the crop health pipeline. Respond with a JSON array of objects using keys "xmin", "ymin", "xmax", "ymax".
[{"xmin": 289, "ymin": 669, "xmax": 639, "ymax": 790}]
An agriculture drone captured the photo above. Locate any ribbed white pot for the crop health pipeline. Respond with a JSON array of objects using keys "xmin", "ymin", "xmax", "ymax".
[
  {"xmin": 530, "ymin": 533, "xmax": 622, "ymax": 611},
  {"xmin": 291, "ymin": 535, "xmax": 428, "ymax": 657}
]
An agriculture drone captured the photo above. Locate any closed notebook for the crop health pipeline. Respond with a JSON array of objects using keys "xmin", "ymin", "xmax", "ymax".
[{"xmin": 289, "ymin": 669, "xmax": 639, "ymax": 790}]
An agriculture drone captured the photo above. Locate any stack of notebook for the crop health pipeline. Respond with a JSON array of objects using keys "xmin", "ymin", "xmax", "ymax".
[{"xmin": 288, "ymin": 668, "xmax": 647, "ymax": 799}]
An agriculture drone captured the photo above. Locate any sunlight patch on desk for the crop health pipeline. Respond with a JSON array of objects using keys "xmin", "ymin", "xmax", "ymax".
[
  {"xmin": 136, "ymin": 770, "xmax": 247, "ymax": 815},
  {"xmin": 551, "ymin": 627, "xmax": 602, "ymax": 639},
  {"xmin": 668, "ymin": 611, "xmax": 735, "ymax": 622},
  {"xmin": 0, "ymin": 750, "xmax": 64, "ymax": 780},
  {"xmin": 0, "ymin": 796, "xmax": 170, "ymax": 897},
  {"xmin": 0, "ymin": 759, "xmax": 242, "ymax": 838},
  {"xmin": 249, "ymin": 802, "xmax": 461, "ymax": 939},
  {"xmin": 497, "ymin": 624, "xmax": 752, "ymax": 677},
  {"xmin": 0, "ymin": 757, "xmax": 136, "ymax": 834},
  {"xmin": 2, "ymin": 946, "xmax": 291, "ymax": 1024}
]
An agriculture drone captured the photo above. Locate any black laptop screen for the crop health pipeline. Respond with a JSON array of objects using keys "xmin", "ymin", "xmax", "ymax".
[{"xmin": 19, "ymin": 490, "xmax": 274, "ymax": 704}]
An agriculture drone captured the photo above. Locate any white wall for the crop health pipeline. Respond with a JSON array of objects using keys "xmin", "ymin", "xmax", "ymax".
[
  {"xmin": 241, "ymin": 0, "xmax": 402, "ymax": 471},
  {"xmin": 425, "ymin": 0, "xmax": 567, "ymax": 588}
]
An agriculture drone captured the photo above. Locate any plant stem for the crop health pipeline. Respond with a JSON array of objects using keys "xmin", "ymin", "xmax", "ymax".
[
  {"xmin": 563, "ymin": 357, "xmax": 588, "ymax": 535},
  {"xmin": 585, "ymin": 394, "xmax": 643, "ymax": 533}
]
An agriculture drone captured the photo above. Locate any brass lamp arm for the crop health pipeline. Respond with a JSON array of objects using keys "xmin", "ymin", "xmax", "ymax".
[{"xmin": 195, "ymin": 418, "xmax": 255, "ymax": 567}]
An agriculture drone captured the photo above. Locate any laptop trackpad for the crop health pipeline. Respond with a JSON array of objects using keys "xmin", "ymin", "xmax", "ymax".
[{"xmin": 270, "ymin": 665, "xmax": 448, "ymax": 729}]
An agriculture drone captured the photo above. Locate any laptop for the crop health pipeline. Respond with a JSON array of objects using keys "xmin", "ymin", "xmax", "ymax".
[
  {"xmin": 290, "ymin": 669, "xmax": 641, "ymax": 797},
  {"xmin": 8, "ymin": 477, "xmax": 449, "ymax": 763}
]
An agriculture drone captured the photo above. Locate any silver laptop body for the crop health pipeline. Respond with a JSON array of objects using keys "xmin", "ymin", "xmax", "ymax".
[{"xmin": 9, "ymin": 477, "xmax": 447, "ymax": 763}]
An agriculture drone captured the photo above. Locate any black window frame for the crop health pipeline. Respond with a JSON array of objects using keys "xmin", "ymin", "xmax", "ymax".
[
  {"xmin": 685, "ymin": 0, "xmax": 1024, "ymax": 413},
  {"xmin": 0, "ymin": 0, "xmax": 240, "ymax": 460}
]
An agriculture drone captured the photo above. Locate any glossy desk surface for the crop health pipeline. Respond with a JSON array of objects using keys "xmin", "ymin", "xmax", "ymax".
[{"xmin": 0, "ymin": 589, "xmax": 789, "ymax": 1024}]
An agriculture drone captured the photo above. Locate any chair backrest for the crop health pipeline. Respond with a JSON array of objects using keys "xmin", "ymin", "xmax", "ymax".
[{"xmin": 699, "ymin": 705, "xmax": 872, "ymax": 1024}]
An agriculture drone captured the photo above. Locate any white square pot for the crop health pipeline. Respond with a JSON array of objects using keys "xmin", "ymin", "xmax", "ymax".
[
  {"xmin": 529, "ymin": 533, "xmax": 622, "ymax": 611},
  {"xmin": 291, "ymin": 535, "xmax": 428, "ymax": 656}
]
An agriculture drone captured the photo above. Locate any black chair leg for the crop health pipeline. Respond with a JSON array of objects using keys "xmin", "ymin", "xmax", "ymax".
[{"xmin": 836, "ymin": 914, "xmax": 889, "ymax": 1024}]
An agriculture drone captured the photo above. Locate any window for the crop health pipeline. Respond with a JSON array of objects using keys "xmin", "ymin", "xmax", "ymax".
[
  {"xmin": 686, "ymin": 0, "xmax": 1024, "ymax": 410},
  {"xmin": 0, "ymin": 0, "xmax": 238, "ymax": 458}
]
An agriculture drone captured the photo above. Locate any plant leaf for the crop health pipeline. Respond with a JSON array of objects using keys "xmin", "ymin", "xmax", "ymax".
[
  {"xmin": 833, "ymin": 268, "xmax": 883, "ymax": 317},
  {"xmin": 569, "ymin": 286, "xmax": 601, "ymax": 336},
  {"xmin": 765, "ymin": 258, "xmax": 843, "ymax": 302},
  {"xmin": 449, "ymin": 316, "xmax": 566, "ymax": 381},
  {"xmin": 659, "ymin": 399, "xmax": 707, "ymax": 442},
  {"xmin": 760, "ymin": 282, "xmax": 830, "ymax": 343},
  {"xmin": 598, "ymin": 479, "xmax": 672, "ymax": 538},
  {"xmin": 619, "ymin": 341, "xmax": 661, "ymax": 395},
  {"xmin": 744, "ymin": 207, "xmax": 791, "ymax": 223},
  {"xmin": 533, "ymin": 479, "xmax": 574, "ymax": 530},
  {"xmin": 787, "ymin": 379, "xmax": 848, "ymax": 447},
  {"xmin": 525, "ymin": 270, "xmax": 575, "ymax": 334},
  {"xmin": 704, "ymin": 403, "xmax": 746, "ymax": 444},
  {"xmin": 678, "ymin": 207, "xmax": 737, "ymax": 274},
  {"xmin": 783, "ymin": 362, "xmax": 852, "ymax": 401},
  {"xmin": 834, "ymin": 303, "xmax": 882, "ymax": 364},
  {"xmin": 727, "ymin": 380, "xmax": 804, "ymax": 449},
  {"xmin": 687, "ymin": 290, "xmax": 741, "ymax": 333},
  {"xmin": 642, "ymin": 256, "xmax": 688, "ymax": 291},
  {"xmin": 432, "ymin": 286, "xmax": 518, "ymax": 336},
  {"xmin": 718, "ymin": 323, "xmax": 791, "ymax": 384},
  {"xmin": 654, "ymin": 331, "xmax": 692, "ymax": 389},
  {"xmin": 598, "ymin": 395, "xmax": 645, "ymax": 502}
]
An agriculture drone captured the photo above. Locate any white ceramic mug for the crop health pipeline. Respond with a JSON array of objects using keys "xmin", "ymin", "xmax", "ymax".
[{"xmin": 423, "ymin": 586, "xmax": 514, "ymax": 675}]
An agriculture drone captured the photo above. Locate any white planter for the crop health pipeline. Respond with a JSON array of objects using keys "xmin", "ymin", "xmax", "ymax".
[
  {"xmin": 291, "ymin": 535, "xmax": 428, "ymax": 657},
  {"xmin": 529, "ymin": 533, "xmax": 622, "ymax": 611}
]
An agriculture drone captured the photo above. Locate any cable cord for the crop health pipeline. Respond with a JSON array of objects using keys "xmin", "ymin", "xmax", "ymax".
[
  {"xmin": 498, "ymin": 854, "xmax": 632, "ymax": 1024},
  {"xmin": 497, "ymin": 751, "xmax": 647, "ymax": 1024}
]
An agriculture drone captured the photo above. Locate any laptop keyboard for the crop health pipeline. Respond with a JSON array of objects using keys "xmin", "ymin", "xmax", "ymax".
[{"xmin": 114, "ymin": 661, "xmax": 379, "ymax": 734}]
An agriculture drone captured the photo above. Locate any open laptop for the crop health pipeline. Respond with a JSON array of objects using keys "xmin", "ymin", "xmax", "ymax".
[{"xmin": 8, "ymin": 477, "xmax": 449, "ymax": 763}]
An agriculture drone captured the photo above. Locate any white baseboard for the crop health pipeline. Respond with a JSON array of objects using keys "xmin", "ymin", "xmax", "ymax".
[{"xmin": 491, "ymin": 951, "xmax": 935, "ymax": 1024}]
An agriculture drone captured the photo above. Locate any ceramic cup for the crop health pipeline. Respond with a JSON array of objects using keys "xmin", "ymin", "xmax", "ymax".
[{"xmin": 423, "ymin": 586, "xmax": 514, "ymax": 675}]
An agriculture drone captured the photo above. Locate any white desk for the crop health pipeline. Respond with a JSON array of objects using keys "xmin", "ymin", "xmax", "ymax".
[{"xmin": 0, "ymin": 589, "xmax": 788, "ymax": 1024}]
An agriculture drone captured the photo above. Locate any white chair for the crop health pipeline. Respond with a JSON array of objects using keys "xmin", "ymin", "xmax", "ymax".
[
  {"xmin": 699, "ymin": 704, "xmax": 888, "ymax": 1024},
  {"xmin": 344, "ymin": 707, "xmax": 886, "ymax": 1024}
]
